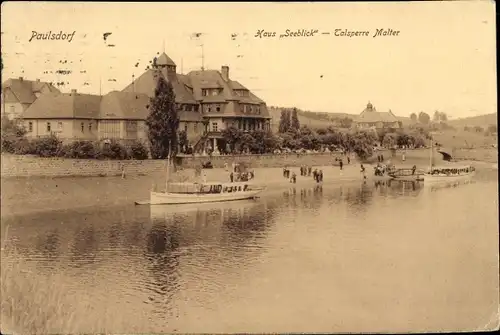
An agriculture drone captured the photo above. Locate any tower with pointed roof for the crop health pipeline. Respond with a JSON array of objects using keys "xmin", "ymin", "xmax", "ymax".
[{"xmin": 155, "ymin": 52, "xmax": 177, "ymax": 74}]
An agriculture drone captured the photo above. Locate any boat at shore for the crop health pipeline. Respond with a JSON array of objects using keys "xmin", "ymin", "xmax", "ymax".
[
  {"xmin": 140, "ymin": 150, "xmax": 266, "ymax": 205},
  {"xmin": 150, "ymin": 181, "xmax": 266, "ymax": 205},
  {"xmin": 422, "ymin": 144, "xmax": 475, "ymax": 184}
]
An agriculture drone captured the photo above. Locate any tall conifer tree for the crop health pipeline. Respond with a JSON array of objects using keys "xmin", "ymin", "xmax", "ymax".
[{"xmin": 146, "ymin": 75, "xmax": 179, "ymax": 159}]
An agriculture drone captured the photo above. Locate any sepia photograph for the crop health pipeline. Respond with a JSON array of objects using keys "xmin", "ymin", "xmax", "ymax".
[{"xmin": 1, "ymin": 1, "xmax": 498, "ymax": 334}]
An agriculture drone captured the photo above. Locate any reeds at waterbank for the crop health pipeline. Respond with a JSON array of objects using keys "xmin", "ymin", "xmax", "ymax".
[{"xmin": 1, "ymin": 229, "xmax": 143, "ymax": 334}]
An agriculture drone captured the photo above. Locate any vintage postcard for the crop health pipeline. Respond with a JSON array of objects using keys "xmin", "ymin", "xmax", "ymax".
[{"xmin": 1, "ymin": 1, "xmax": 498, "ymax": 334}]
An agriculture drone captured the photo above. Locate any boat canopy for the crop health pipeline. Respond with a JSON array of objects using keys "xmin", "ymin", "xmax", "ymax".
[{"xmin": 437, "ymin": 148, "xmax": 453, "ymax": 161}]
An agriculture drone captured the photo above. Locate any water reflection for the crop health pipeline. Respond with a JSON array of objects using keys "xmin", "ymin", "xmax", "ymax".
[{"xmin": 2, "ymin": 176, "xmax": 497, "ymax": 334}]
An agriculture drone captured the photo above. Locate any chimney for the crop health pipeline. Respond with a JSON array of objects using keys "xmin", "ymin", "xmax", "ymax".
[
  {"xmin": 221, "ymin": 66, "xmax": 229, "ymax": 81},
  {"xmin": 18, "ymin": 77, "xmax": 23, "ymax": 81}
]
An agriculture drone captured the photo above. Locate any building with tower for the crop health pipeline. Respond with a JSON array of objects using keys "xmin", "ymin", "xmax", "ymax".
[
  {"xmin": 122, "ymin": 51, "xmax": 272, "ymax": 154},
  {"xmin": 354, "ymin": 102, "xmax": 401, "ymax": 130}
]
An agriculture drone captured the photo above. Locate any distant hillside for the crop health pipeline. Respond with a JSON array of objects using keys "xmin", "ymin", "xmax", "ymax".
[
  {"xmin": 268, "ymin": 107, "xmax": 356, "ymax": 131},
  {"xmin": 448, "ymin": 113, "xmax": 497, "ymax": 128}
]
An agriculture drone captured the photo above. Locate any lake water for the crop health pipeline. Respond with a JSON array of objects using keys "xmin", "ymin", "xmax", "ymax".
[{"xmin": 2, "ymin": 171, "xmax": 499, "ymax": 333}]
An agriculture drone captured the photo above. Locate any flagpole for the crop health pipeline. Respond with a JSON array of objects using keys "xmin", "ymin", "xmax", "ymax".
[{"xmin": 166, "ymin": 141, "xmax": 171, "ymax": 192}]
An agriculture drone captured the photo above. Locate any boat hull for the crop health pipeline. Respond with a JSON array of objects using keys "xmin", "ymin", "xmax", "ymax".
[
  {"xmin": 150, "ymin": 188, "xmax": 264, "ymax": 205},
  {"xmin": 422, "ymin": 171, "xmax": 475, "ymax": 184}
]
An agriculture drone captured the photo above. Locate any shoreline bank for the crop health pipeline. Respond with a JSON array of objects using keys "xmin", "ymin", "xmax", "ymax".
[
  {"xmin": 2, "ymin": 162, "xmax": 498, "ymax": 218},
  {"xmin": 1, "ymin": 148, "xmax": 497, "ymax": 179}
]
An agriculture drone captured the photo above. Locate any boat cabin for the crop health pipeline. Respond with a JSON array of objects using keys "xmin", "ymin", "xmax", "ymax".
[
  {"xmin": 429, "ymin": 166, "xmax": 475, "ymax": 176},
  {"xmin": 167, "ymin": 182, "xmax": 253, "ymax": 194}
]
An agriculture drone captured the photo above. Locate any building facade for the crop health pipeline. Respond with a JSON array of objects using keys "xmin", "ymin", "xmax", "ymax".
[
  {"xmin": 122, "ymin": 52, "xmax": 272, "ymax": 153},
  {"xmin": 1, "ymin": 77, "xmax": 61, "ymax": 120},
  {"xmin": 22, "ymin": 89, "xmax": 149, "ymax": 144},
  {"xmin": 354, "ymin": 102, "xmax": 401, "ymax": 130}
]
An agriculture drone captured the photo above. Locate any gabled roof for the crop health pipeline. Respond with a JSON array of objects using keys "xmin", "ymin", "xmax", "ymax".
[
  {"xmin": 23, "ymin": 92, "xmax": 101, "ymax": 119},
  {"xmin": 121, "ymin": 69, "xmax": 196, "ymax": 104},
  {"xmin": 356, "ymin": 102, "xmax": 399, "ymax": 123},
  {"xmin": 186, "ymin": 70, "xmax": 265, "ymax": 105},
  {"xmin": 100, "ymin": 91, "xmax": 150, "ymax": 120},
  {"xmin": 2, "ymin": 77, "xmax": 60, "ymax": 104}
]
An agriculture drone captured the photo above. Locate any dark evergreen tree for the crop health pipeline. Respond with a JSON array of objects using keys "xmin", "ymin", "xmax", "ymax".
[
  {"xmin": 290, "ymin": 108, "xmax": 300, "ymax": 131},
  {"xmin": 278, "ymin": 109, "xmax": 291, "ymax": 133},
  {"xmin": 146, "ymin": 75, "xmax": 179, "ymax": 159}
]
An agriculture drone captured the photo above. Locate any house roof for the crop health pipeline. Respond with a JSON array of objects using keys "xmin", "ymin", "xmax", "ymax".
[
  {"xmin": 157, "ymin": 52, "xmax": 176, "ymax": 67},
  {"xmin": 2, "ymin": 77, "xmax": 60, "ymax": 104},
  {"xmin": 186, "ymin": 70, "xmax": 265, "ymax": 105},
  {"xmin": 100, "ymin": 91, "xmax": 150, "ymax": 120},
  {"xmin": 356, "ymin": 102, "xmax": 399, "ymax": 123},
  {"xmin": 23, "ymin": 92, "xmax": 101, "ymax": 119},
  {"xmin": 179, "ymin": 111, "xmax": 203, "ymax": 122},
  {"xmin": 122, "ymin": 69, "xmax": 197, "ymax": 104}
]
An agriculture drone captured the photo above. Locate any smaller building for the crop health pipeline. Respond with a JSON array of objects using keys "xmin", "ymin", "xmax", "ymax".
[
  {"xmin": 354, "ymin": 102, "xmax": 401, "ymax": 130},
  {"xmin": 22, "ymin": 89, "xmax": 149, "ymax": 144},
  {"xmin": 1, "ymin": 77, "xmax": 60, "ymax": 120}
]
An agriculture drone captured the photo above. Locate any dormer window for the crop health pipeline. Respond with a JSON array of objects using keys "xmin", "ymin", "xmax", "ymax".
[
  {"xmin": 216, "ymin": 104, "xmax": 221, "ymax": 112},
  {"xmin": 202, "ymin": 89, "xmax": 208, "ymax": 97}
]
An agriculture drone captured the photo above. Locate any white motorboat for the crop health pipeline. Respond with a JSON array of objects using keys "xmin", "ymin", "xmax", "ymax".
[
  {"xmin": 422, "ymin": 165, "xmax": 476, "ymax": 184},
  {"xmin": 150, "ymin": 181, "xmax": 265, "ymax": 205},
  {"xmin": 422, "ymin": 142, "xmax": 475, "ymax": 184}
]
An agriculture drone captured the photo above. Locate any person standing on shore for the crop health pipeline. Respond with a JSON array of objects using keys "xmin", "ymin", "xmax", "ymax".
[
  {"xmin": 347, "ymin": 156, "xmax": 350, "ymax": 164},
  {"xmin": 339, "ymin": 159, "xmax": 343, "ymax": 170},
  {"xmin": 308, "ymin": 166, "xmax": 312, "ymax": 176},
  {"xmin": 319, "ymin": 170, "xmax": 323, "ymax": 182},
  {"xmin": 230, "ymin": 171, "xmax": 234, "ymax": 182},
  {"xmin": 360, "ymin": 164, "xmax": 366, "ymax": 179}
]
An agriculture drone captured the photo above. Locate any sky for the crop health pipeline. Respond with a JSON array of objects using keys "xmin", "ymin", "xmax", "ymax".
[{"xmin": 1, "ymin": 1, "xmax": 497, "ymax": 119}]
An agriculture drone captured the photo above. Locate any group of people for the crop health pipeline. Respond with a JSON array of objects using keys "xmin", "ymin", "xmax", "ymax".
[{"xmin": 283, "ymin": 166, "xmax": 324, "ymax": 184}]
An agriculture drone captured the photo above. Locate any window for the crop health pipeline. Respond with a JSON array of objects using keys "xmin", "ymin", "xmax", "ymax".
[
  {"xmin": 249, "ymin": 106, "xmax": 253, "ymax": 113},
  {"xmin": 212, "ymin": 122, "xmax": 218, "ymax": 132},
  {"xmin": 207, "ymin": 106, "xmax": 212, "ymax": 113},
  {"xmin": 81, "ymin": 122, "xmax": 85, "ymax": 132},
  {"xmin": 185, "ymin": 105, "xmax": 192, "ymax": 112},
  {"xmin": 240, "ymin": 104, "xmax": 244, "ymax": 113},
  {"xmin": 46, "ymin": 122, "xmax": 51, "ymax": 132},
  {"xmin": 216, "ymin": 104, "xmax": 221, "ymax": 112},
  {"xmin": 57, "ymin": 122, "xmax": 63, "ymax": 131},
  {"xmin": 28, "ymin": 122, "xmax": 33, "ymax": 132},
  {"xmin": 194, "ymin": 123, "xmax": 198, "ymax": 131},
  {"xmin": 194, "ymin": 105, "xmax": 199, "ymax": 112},
  {"xmin": 184, "ymin": 123, "xmax": 188, "ymax": 132},
  {"xmin": 202, "ymin": 89, "xmax": 208, "ymax": 96},
  {"xmin": 89, "ymin": 123, "xmax": 92, "ymax": 131}
]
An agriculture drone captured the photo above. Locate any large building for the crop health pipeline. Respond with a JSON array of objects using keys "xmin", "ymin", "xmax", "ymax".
[
  {"xmin": 354, "ymin": 102, "xmax": 401, "ymax": 130},
  {"xmin": 1, "ymin": 77, "xmax": 61, "ymax": 120},
  {"xmin": 122, "ymin": 52, "xmax": 272, "ymax": 153},
  {"xmin": 22, "ymin": 89, "xmax": 150, "ymax": 144}
]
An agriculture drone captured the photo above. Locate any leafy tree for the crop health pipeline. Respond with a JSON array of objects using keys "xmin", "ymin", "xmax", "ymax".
[
  {"xmin": 146, "ymin": 75, "xmax": 179, "ymax": 159},
  {"xmin": 290, "ymin": 108, "xmax": 300, "ymax": 131},
  {"xmin": 221, "ymin": 126, "xmax": 243, "ymax": 153},
  {"xmin": 486, "ymin": 124, "xmax": 497, "ymax": 135},
  {"xmin": 410, "ymin": 113, "xmax": 417, "ymax": 122},
  {"xmin": 418, "ymin": 111, "xmax": 430, "ymax": 124},
  {"xmin": 351, "ymin": 131, "xmax": 376, "ymax": 160},
  {"xmin": 1, "ymin": 116, "xmax": 27, "ymax": 153},
  {"xmin": 30, "ymin": 134, "xmax": 62, "ymax": 157},
  {"xmin": 433, "ymin": 111, "xmax": 441, "ymax": 122},
  {"xmin": 178, "ymin": 130, "xmax": 188, "ymax": 153},
  {"xmin": 382, "ymin": 132, "xmax": 398, "ymax": 149},
  {"xmin": 440, "ymin": 112, "xmax": 448, "ymax": 122},
  {"xmin": 128, "ymin": 141, "xmax": 149, "ymax": 160},
  {"xmin": 278, "ymin": 109, "xmax": 291, "ymax": 133}
]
